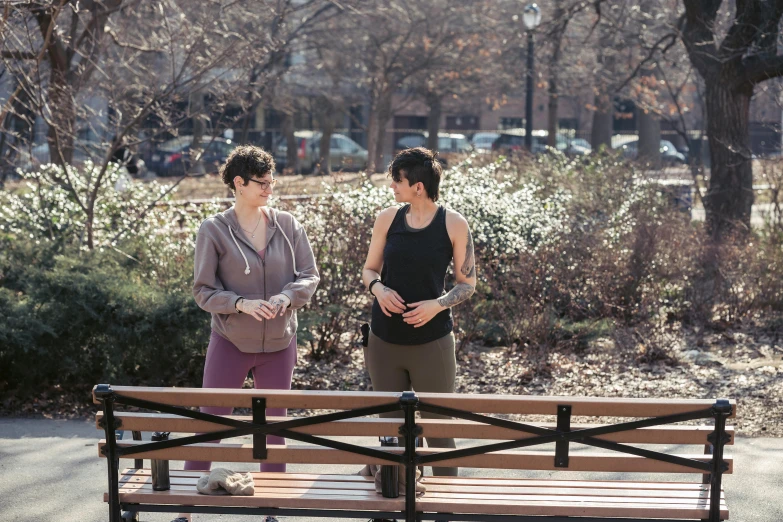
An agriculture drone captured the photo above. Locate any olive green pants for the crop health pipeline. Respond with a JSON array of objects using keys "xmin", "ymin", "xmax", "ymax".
[{"xmin": 364, "ymin": 330, "xmax": 458, "ymax": 476}]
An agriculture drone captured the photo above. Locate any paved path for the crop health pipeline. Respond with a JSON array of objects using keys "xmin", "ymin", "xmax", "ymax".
[
  {"xmin": 691, "ymin": 202, "xmax": 777, "ymax": 228},
  {"xmin": 0, "ymin": 418, "xmax": 780, "ymax": 522}
]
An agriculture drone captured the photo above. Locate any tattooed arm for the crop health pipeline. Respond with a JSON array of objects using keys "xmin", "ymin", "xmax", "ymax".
[{"xmin": 403, "ymin": 212, "xmax": 476, "ymax": 327}]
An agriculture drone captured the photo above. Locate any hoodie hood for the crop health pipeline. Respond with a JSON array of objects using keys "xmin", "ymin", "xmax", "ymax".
[{"xmin": 214, "ymin": 206, "xmax": 300, "ymax": 277}]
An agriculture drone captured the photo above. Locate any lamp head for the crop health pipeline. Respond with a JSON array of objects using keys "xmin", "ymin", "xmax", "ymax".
[{"xmin": 523, "ymin": 3, "xmax": 542, "ymax": 30}]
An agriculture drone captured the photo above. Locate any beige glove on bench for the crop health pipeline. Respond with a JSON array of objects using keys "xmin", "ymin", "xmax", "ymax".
[{"xmin": 196, "ymin": 468, "xmax": 255, "ymax": 496}]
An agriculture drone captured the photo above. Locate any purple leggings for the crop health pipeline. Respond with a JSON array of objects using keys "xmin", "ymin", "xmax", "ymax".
[{"xmin": 184, "ymin": 331, "xmax": 297, "ymax": 472}]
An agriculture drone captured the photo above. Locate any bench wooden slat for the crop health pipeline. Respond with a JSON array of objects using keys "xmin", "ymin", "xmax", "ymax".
[
  {"xmin": 119, "ymin": 483, "xmax": 725, "ymax": 507},
  {"xmin": 97, "ymin": 412, "xmax": 734, "ymax": 445},
  {"xmin": 122, "ymin": 469, "xmax": 715, "ymax": 491},
  {"xmin": 416, "ymin": 496, "xmax": 728, "ymax": 519},
  {"xmin": 113, "ymin": 470, "xmax": 727, "ymax": 513},
  {"xmin": 106, "ymin": 490, "xmax": 405, "ymax": 511},
  {"xmin": 123, "ymin": 469, "xmax": 376, "ymax": 483},
  {"xmin": 100, "ymin": 441, "xmax": 732, "ymax": 474},
  {"xmin": 119, "ymin": 471, "xmax": 723, "ymax": 500},
  {"xmin": 104, "ymin": 487, "xmax": 727, "ymax": 520},
  {"xmin": 95, "ymin": 386, "xmax": 736, "ymax": 418},
  {"xmin": 422, "ymin": 476, "xmax": 712, "ymax": 490}
]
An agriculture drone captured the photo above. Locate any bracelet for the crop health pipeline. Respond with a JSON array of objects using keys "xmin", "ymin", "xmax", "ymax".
[
  {"xmin": 368, "ymin": 278, "xmax": 382, "ymax": 295},
  {"xmin": 235, "ymin": 297, "xmax": 244, "ymax": 313}
]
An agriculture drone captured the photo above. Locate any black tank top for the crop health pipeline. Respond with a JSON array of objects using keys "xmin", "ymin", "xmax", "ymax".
[{"xmin": 371, "ymin": 204, "xmax": 454, "ymax": 345}]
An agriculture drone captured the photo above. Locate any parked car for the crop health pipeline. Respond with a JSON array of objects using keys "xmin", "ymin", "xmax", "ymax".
[
  {"xmin": 492, "ymin": 129, "xmax": 592, "ymax": 157},
  {"xmin": 613, "ymin": 138, "xmax": 687, "ymax": 165},
  {"xmin": 274, "ymin": 131, "xmax": 368, "ymax": 173},
  {"xmin": 471, "ymin": 132, "xmax": 500, "ymax": 152},
  {"xmin": 21, "ymin": 139, "xmax": 106, "ymax": 169},
  {"xmin": 148, "ymin": 136, "xmax": 234, "ymax": 177},
  {"xmin": 395, "ymin": 132, "xmax": 472, "ymax": 166}
]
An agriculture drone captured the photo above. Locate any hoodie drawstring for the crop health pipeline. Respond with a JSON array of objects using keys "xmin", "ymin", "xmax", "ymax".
[
  {"xmin": 268, "ymin": 209, "xmax": 301, "ymax": 277},
  {"xmin": 229, "ymin": 209, "xmax": 299, "ymax": 277},
  {"xmin": 228, "ymin": 225, "xmax": 251, "ymax": 275}
]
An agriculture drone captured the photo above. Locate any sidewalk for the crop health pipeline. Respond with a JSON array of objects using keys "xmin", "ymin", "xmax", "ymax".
[{"xmin": 0, "ymin": 418, "xmax": 780, "ymax": 522}]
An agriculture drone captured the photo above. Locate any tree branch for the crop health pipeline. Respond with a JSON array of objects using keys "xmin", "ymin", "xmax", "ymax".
[
  {"xmin": 681, "ymin": 0, "xmax": 722, "ymax": 77},
  {"xmin": 739, "ymin": 53, "xmax": 783, "ymax": 88},
  {"xmin": 1, "ymin": 50, "xmax": 38, "ymax": 59}
]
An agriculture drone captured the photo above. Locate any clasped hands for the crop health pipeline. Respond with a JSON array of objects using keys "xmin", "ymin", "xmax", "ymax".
[
  {"xmin": 236, "ymin": 294, "xmax": 291, "ymax": 322},
  {"xmin": 371, "ymin": 284, "xmax": 444, "ymax": 328}
]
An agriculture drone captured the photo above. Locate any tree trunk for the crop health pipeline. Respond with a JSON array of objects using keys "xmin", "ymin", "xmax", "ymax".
[
  {"xmin": 47, "ymin": 68, "xmax": 75, "ymax": 166},
  {"xmin": 189, "ymin": 90, "xmax": 206, "ymax": 175},
  {"xmin": 281, "ymin": 112, "xmax": 298, "ymax": 174},
  {"xmin": 239, "ymin": 101, "xmax": 256, "ymax": 145},
  {"xmin": 368, "ymin": 90, "xmax": 392, "ymax": 173},
  {"xmin": 591, "ymin": 94, "xmax": 613, "ymax": 150},
  {"xmin": 703, "ymin": 78, "xmax": 754, "ymax": 239},
  {"xmin": 547, "ymin": 5, "xmax": 566, "ymax": 149},
  {"xmin": 316, "ymin": 98, "xmax": 336, "ymax": 176},
  {"xmin": 366, "ymin": 108, "xmax": 379, "ymax": 174},
  {"xmin": 547, "ymin": 74, "xmax": 559, "ymax": 148},
  {"xmin": 426, "ymin": 93, "xmax": 442, "ymax": 151},
  {"xmin": 637, "ymin": 106, "xmax": 661, "ymax": 170}
]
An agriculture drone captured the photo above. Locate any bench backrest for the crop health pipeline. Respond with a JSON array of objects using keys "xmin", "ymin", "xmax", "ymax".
[{"xmin": 94, "ymin": 385, "xmax": 734, "ymax": 477}]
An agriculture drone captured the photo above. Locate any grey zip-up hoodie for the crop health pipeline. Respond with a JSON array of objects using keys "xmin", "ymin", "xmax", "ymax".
[{"xmin": 193, "ymin": 206, "xmax": 320, "ymax": 353}]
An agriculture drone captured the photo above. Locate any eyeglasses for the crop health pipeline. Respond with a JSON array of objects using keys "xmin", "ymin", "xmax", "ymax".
[{"xmin": 247, "ymin": 178, "xmax": 277, "ymax": 191}]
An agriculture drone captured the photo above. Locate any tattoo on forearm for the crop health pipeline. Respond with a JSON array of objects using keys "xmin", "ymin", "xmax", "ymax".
[
  {"xmin": 460, "ymin": 230, "xmax": 476, "ymax": 278},
  {"xmin": 437, "ymin": 282, "xmax": 475, "ymax": 308}
]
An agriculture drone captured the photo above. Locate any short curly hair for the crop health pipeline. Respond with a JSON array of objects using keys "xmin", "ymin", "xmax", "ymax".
[
  {"xmin": 220, "ymin": 145, "xmax": 275, "ymax": 191},
  {"xmin": 388, "ymin": 147, "xmax": 443, "ymax": 202}
]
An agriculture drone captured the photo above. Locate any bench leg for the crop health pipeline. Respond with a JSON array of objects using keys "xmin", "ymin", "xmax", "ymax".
[
  {"xmin": 401, "ymin": 393, "xmax": 420, "ymax": 522},
  {"xmin": 101, "ymin": 396, "xmax": 122, "ymax": 522},
  {"xmin": 132, "ymin": 430, "xmax": 143, "ymax": 470},
  {"xmin": 122, "ymin": 428, "xmax": 141, "ymax": 522},
  {"xmin": 706, "ymin": 400, "xmax": 731, "ymax": 522}
]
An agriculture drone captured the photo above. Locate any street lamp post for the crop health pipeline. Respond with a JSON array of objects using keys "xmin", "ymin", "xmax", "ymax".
[{"xmin": 523, "ymin": 3, "xmax": 541, "ymax": 152}]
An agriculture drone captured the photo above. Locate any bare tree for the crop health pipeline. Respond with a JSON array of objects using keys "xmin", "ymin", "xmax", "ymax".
[
  {"xmin": 1, "ymin": 0, "xmax": 328, "ymax": 249},
  {"xmin": 348, "ymin": 1, "xmax": 483, "ymax": 171},
  {"xmin": 681, "ymin": 0, "xmax": 783, "ymax": 240}
]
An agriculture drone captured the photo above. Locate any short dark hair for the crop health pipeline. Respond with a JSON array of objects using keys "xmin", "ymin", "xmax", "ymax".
[
  {"xmin": 388, "ymin": 147, "xmax": 442, "ymax": 202},
  {"xmin": 220, "ymin": 145, "xmax": 275, "ymax": 191}
]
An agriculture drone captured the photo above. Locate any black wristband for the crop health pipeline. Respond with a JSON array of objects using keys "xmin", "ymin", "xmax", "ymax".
[
  {"xmin": 368, "ymin": 278, "xmax": 382, "ymax": 295},
  {"xmin": 234, "ymin": 296, "xmax": 244, "ymax": 313}
]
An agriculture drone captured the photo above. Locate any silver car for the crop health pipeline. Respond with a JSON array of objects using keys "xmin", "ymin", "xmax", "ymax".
[{"xmin": 275, "ymin": 131, "xmax": 368, "ymax": 173}]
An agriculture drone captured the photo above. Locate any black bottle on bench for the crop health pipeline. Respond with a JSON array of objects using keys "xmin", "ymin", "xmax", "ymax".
[
  {"xmin": 150, "ymin": 431, "xmax": 171, "ymax": 491},
  {"xmin": 379, "ymin": 436, "xmax": 399, "ymax": 498}
]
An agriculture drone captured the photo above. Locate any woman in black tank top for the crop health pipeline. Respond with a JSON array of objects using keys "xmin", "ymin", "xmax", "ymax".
[{"xmin": 361, "ymin": 147, "xmax": 477, "ymax": 477}]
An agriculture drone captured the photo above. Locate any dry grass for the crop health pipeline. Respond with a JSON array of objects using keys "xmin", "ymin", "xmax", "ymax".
[{"xmin": 149, "ymin": 171, "xmax": 390, "ymax": 201}]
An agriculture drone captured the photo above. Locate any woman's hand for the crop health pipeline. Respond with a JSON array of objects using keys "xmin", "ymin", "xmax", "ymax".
[
  {"xmin": 265, "ymin": 294, "xmax": 291, "ymax": 318},
  {"xmin": 236, "ymin": 298, "xmax": 268, "ymax": 322},
  {"xmin": 372, "ymin": 284, "xmax": 406, "ymax": 317},
  {"xmin": 402, "ymin": 299, "xmax": 445, "ymax": 328}
]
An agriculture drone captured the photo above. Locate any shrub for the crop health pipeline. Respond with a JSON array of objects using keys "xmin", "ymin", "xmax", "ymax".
[
  {"xmin": 0, "ymin": 248, "xmax": 209, "ymax": 394},
  {"xmin": 1, "ymin": 156, "xmax": 782, "ymax": 393}
]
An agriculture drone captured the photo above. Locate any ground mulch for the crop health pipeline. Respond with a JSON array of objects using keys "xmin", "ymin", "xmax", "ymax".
[{"xmin": 293, "ymin": 320, "xmax": 783, "ymax": 437}]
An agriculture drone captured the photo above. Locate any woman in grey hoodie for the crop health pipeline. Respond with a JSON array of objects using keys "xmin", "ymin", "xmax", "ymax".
[{"xmin": 179, "ymin": 146, "xmax": 319, "ymax": 521}]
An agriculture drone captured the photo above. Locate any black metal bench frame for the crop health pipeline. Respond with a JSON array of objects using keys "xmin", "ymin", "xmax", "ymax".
[{"xmin": 95, "ymin": 384, "xmax": 732, "ymax": 522}]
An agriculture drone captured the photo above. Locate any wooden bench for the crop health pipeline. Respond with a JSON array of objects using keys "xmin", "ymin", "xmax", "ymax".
[{"xmin": 94, "ymin": 385, "xmax": 735, "ymax": 522}]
